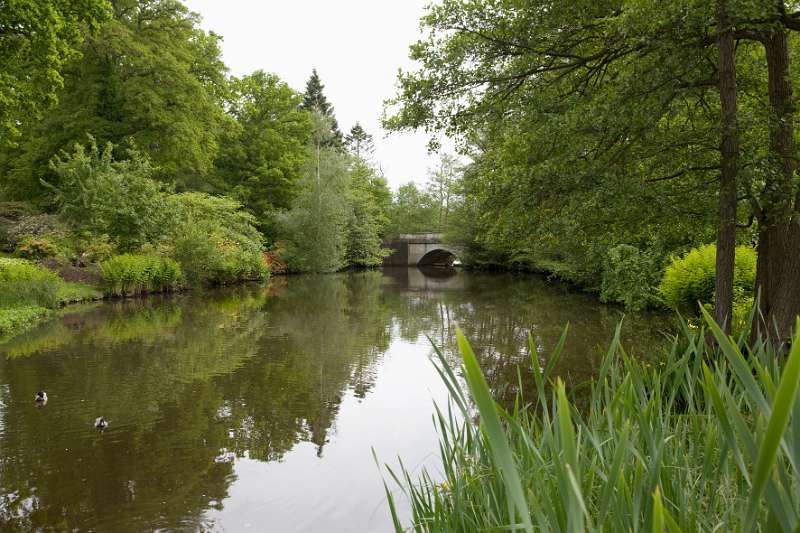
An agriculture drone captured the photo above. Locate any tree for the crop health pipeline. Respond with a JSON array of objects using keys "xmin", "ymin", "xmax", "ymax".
[
  {"xmin": 0, "ymin": 0, "xmax": 232, "ymax": 200},
  {"xmin": 386, "ymin": 183, "xmax": 438, "ymax": 236},
  {"xmin": 212, "ymin": 70, "xmax": 312, "ymax": 238},
  {"xmin": 345, "ymin": 123, "xmax": 375, "ymax": 161},
  {"xmin": 386, "ymin": 0, "xmax": 800, "ymax": 339},
  {"xmin": 300, "ymin": 69, "xmax": 343, "ymax": 147},
  {"xmin": 277, "ymin": 112, "xmax": 350, "ymax": 272},
  {"xmin": 426, "ymin": 153, "xmax": 460, "ymax": 233},
  {"xmin": 714, "ymin": 0, "xmax": 740, "ymax": 333},
  {"xmin": 0, "ymin": 0, "xmax": 110, "ymax": 145},
  {"xmin": 345, "ymin": 152, "xmax": 391, "ymax": 267}
]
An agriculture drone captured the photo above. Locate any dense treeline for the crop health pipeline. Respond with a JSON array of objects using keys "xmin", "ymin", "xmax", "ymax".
[
  {"xmin": 386, "ymin": 0, "xmax": 800, "ymax": 341},
  {"xmin": 0, "ymin": 0, "xmax": 398, "ymax": 284}
]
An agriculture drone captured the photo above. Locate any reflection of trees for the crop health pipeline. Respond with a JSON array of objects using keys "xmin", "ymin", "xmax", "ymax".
[
  {"xmin": 384, "ymin": 272, "xmax": 670, "ymax": 405},
  {"xmin": 0, "ymin": 273, "xmax": 395, "ymax": 530},
  {"xmin": 0, "ymin": 269, "xmax": 670, "ymax": 530},
  {"xmin": 0, "ymin": 288, "xmax": 269, "ymax": 531},
  {"xmin": 219, "ymin": 271, "xmax": 393, "ymax": 460}
]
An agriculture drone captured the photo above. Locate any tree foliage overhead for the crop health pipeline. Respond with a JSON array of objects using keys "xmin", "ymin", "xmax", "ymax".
[
  {"xmin": 0, "ymin": 0, "xmax": 110, "ymax": 145},
  {"xmin": 0, "ymin": 0, "xmax": 232, "ymax": 199}
]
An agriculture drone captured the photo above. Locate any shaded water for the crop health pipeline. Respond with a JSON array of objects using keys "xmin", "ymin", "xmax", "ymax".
[{"xmin": 0, "ymin": 269, "xmax": 669, "ymax": 532}]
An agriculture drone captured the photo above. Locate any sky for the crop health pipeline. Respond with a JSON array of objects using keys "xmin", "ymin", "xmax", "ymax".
[{"xmin": 183, "ymin": 0, "xmax": 449, "ymax": 190}]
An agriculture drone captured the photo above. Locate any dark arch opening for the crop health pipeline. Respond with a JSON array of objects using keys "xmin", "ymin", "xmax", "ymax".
[{"xmin": 417, "ymin": 248, "xmax": 457, "ymax": 267}]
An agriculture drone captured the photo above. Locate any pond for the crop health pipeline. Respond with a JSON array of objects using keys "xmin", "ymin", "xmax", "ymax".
[{"xmin": 0, "ymin": 269, "xmax": 670, "ymax": 532}]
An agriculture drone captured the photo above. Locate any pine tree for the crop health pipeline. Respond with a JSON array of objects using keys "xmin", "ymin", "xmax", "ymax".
[
  {"xmin": 300, "ymin": 69, "xmax": 343, "ymax": 147},
  {"xmin": 345, "ymin": 123, "xmax": 375, "ymax": 160}
]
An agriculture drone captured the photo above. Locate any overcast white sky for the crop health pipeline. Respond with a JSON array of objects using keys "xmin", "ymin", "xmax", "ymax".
[{"xmin": 183, "ymin": 0, "xmax": 447, "ymax": 190}]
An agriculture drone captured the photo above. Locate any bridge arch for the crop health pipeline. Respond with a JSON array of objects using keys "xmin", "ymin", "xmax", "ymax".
[
  {"xmin": 382, "ymin": 233, "xmax": 462, "ymax": 267},
  {"xmin": 417, "ymin": 248, "xmax": 457, "ymax": 267}
]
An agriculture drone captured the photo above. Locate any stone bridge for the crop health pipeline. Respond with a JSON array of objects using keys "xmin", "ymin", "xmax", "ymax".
[{"xmin": 382, "ymin": 233, "xmax": 461, "ymax": 267}]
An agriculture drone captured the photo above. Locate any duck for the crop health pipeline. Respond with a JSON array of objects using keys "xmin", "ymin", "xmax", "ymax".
[
  {"xmin": 34, "ymin": 391, "xmax": 48, "ymax": 404},
  {"xmin": 95, "ymin": 417, "xmax": 108, "ymax": 429}
]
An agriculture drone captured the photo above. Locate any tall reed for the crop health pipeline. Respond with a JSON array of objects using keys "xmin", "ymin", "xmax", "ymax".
[{"xmin": 383, "ymin": 310, "xmax": 800, "ymax": 531}]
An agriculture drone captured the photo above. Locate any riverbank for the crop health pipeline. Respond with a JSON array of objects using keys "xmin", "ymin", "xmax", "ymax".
[
  {"xmin": 0, "ymin": 255, "xmax": 268, "ymax": 343},
  {"xmin": 0, "ymin": 258, "xmax": 106, "ymax": 341}
]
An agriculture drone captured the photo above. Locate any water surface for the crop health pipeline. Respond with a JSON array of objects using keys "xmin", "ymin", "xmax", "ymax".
[{"xmin": 0, "ymin": 269, "xmax": 669, "ymax": 531}]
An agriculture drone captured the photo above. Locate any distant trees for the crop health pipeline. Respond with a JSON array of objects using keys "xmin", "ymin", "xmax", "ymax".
[
  {"xmin": 0, "ymin": 1, "xmax": 438, "ymax": 278},
  {"xmin": 384, "ymin": 153, "xmax": 462, "ymax": 237},
  {"xmin": 345, "ymin": 123, "xmax": 375, "ymax": 160},
  {"xmin": 277, "ymin": 112, "xmax": 351, "ymax": 272}
]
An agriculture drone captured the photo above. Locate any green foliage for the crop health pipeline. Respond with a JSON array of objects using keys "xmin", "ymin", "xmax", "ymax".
[
  {"xmin": 600, "ymin": 244, "xmax": 662, "ymax": 311},
  {"xmin": 0, "ymin": 306, "xmax": 52, "ymax": 341},
  {"xmin": 100, "ymin": 254, "xmax": 183, "ymax": 297},
  {"xmin": 385, "ymin": 315, "xmax": 800, "ymax": 531},
  {"xmin": 345, "ymin": 158, "xmax": 391, "ymax": 267},
  {"xmin": 301, "ymin": 69, "xmax": 343, "ymax": 146},
  {"xmin": 659, "ymin": 244, "xmax": 757, "ymax": 313},
  {"xmin": 74, "ymin": 232, "xmax": 116, "ymax": 265},
  {"xmin": 0, "ymin": 257, "xmax": 62, "ymax": 308},
  {"xmin": 164, "ymin": 192, "xmax": 268, "ymax": 285},
  {"xmin": 212, "ymin": 70, "xmax": 312, "ymax": 237},
  {"xmin": 14, "ymin": 234, "xmax": 63, "ymax": 261},
  {"xmin": 0, "ymin": 0, "xmax": 230, "ymax": 197},
  {"xmin": 386, "ymin": 183, "xmax": 438, "ymax": 236},
  {"xmin": 47, "ymin": 138, "xmax": 169, "ymax": 251},
  {"xmin": 0, "ymin": 0, "xmax": 109, "ymax": 144},
  {"xmin": 276, "ymin": 112, "xmax": 351, "ymax": 272}
]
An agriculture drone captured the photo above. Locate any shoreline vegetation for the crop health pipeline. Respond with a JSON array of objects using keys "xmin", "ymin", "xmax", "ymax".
[{"xmin": 384, "ymin": 311, "xmax": 800, "ymax": 532}]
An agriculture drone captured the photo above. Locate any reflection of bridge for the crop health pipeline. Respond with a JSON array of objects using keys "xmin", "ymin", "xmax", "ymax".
[{"xmin": 382, "ymin": 233, "xmax": 461, "ymax": 267}]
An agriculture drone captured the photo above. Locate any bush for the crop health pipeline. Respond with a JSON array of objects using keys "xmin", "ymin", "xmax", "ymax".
[
  {"xmin": 47, "ymin": 138, "xmax": 171, "ymax": 251},
  {"xmin": 100, "ymin": 254, "xmax": 183, "ymax": 297},
  {"xmin": 0, "ymin": 257, "xmax": 62, "ymax": 308},
  {"xmin": 74, "ymin": 232, "xmax": 116, "ymax": 265},
  {"xmin": 600, "ymin": 244, "xmax": 661, "ymax": 310},
  {"xmin": 163, "ymin": 193, "xmax": 268, "ymax": 285},
  {"xmin": 659, "ymin": 244, "xmax": 756, "ymax": 313},
  {"xmin": 2, "ymin": 213, "xmax": 74, "ymax": 258},
  {"xmin": 14, "ymin": 234, "xmax": 63, "ymax": 260}
]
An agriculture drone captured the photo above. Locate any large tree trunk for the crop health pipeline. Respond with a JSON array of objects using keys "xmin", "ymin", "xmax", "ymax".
[
  {"xmin": 714, "ymin": 0, "xmax": 739, "ymax": 334},
  {"xmin": 755, "ymin": 223, "xmax": 800, "ymax": 341},
  {"xmin": 755, "ymin": 29, "xmax": 800, "ymax": 343}
]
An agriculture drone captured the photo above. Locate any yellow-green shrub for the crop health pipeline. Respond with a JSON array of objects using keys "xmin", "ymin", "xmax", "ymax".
[
  {"xmin": 659, "ymin": 244, "xmax": 756, "ymax": 314},
  {"xmin": 0, "ymin": 257, "xmax": 62, "ymax": 308}
]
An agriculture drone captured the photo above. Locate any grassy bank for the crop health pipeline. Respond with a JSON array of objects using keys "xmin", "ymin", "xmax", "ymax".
[
  {"xmin": 0, "ymin": 258, "xmax": 105, "ymax": 341},
  {"xmin": 383, "ymin": 310, "xmax": 800, "ymax": 531}
]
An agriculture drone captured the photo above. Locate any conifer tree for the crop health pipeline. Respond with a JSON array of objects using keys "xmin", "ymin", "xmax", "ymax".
[
  {"xmin": 300, "ymin": 69, "xmax": 343, "ymax": 147},
  {"xmin": 345, "ymin": 123, "xmax": 375, "ymax": 160}
]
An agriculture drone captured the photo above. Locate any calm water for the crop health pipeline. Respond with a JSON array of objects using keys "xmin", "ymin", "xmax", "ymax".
[{"xmin": 0, "ymin": 269, "xmax": 669, "ymax": 532}]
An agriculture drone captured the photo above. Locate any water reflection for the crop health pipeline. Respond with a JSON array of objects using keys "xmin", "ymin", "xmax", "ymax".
[{"xmin": 0, "ymin": 270, "xmax": 670, "ymax": 531}]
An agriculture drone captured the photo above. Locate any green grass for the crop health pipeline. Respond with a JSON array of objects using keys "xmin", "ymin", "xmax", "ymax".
[
  {"xmin": 383, "ymin": 311, "xmax": 800, "ymax": 532},
  {"xmin": 0, "ymin": 258, "xmax": 105, "ymax": 342}
]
